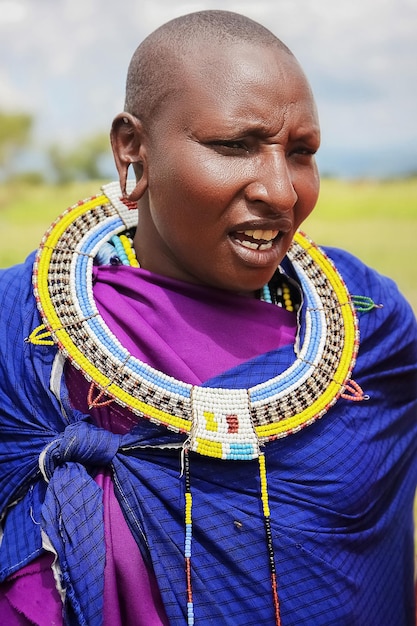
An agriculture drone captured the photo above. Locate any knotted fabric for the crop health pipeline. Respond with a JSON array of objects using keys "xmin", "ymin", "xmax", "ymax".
[{"xmin": 39, "ymin": 421, "xmax": 123, "ymax": 625}]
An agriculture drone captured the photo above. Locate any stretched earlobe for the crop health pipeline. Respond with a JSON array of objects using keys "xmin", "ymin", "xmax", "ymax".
[
  {"xmin": 126, "ymin": 177, "xmax": 148, "ymax": 202},
  {"xmin": 119, "ymin": 175, "xmax": 148, "ymax": 210},
  {"xmin": 119, "ymin": 159, "xmax": 129, "ymax": 199},
  {"xmin": 110, "ymin": 112, "xmax": 148, "ymax": 203}
]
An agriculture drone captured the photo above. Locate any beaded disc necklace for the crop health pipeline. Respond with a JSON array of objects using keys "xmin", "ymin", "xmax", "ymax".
[
  {"xmin": 32, "ymin": 181, "xmax": 359, "ymax": 448},
  {"xmin": 31, "ymin": 181, "xmax": 360, "ymax": 625}
]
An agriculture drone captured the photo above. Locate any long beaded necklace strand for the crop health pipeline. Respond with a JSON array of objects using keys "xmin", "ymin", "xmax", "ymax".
[
  {"xmin": 183, "ymin": 448, "xmax": 281, "ymax": 625},
  {"xmin": 31, "ymin": 183, "xmax": 372, "ymax": 625}
]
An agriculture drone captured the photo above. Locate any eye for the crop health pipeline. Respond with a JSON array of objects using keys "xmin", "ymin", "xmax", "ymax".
[
  {"xmin": 289, "ymin": 133, "xmax": 320, "ymax": 159},
  {"xmin": 208, "ymin": 139, "xmax": 249, "ymax": 154},
  {"xmin": 291, "ymin": 145, "xmax": 317, "ymax": 156},
  {"xmin": 289, "ymin": 145, "xmax": 318, "ymax": 164}
]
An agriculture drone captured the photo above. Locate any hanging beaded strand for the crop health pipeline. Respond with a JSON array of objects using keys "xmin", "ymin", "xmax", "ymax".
[
  {"xmin": 259, "ymin": 452, "xmax": 282, "ymax": 626},
  {"xmin": 183, "ymin": 448, "xmax": 281, "ymax": 626},
  {"xmin": 183, "ymin": 449, "xmax": 195, "ymax": 626},
  {"xmin": 261, "ymin": 284, "xmax": 273, "ymax": 303},
  {"xmin": 282, "ymin": 283, "xmax": 294, "ymax": 312}
]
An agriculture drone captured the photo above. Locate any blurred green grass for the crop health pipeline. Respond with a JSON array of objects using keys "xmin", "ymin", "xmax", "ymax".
[
  {"xmin": 305, "ymin": 178, "xmax": 417, "ymax": 313},
  {"xmin": 1, "ymin": 177, "xmax": 416, "ymax": 311}
]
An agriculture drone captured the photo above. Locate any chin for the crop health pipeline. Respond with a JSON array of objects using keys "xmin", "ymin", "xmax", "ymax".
[{"xmin": 229, "ymin": 273, "xmax": 278, "ymax": 296}]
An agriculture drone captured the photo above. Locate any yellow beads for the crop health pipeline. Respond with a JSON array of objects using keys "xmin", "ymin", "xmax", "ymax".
[
  {"xmin": 204, "ymin": 411, "xmax": 218, "ymax": 432},
  {"xmin": 195, "ymin": 438, "xmax": 223, "ymax": 458},
  {"xmin": 259, "ymin": 453, "xmax": 271, "ymax": 517},
  {"xmin": 185, "ymin": 492, "xmax": 192, "ymax": 525},
  {"xmin": 26, "ymin": 324, "xmax": 54, "ymax": 346},
  {"xmin": 119, "ymin": 234, "xmax": 140, "ymax": 268},
  {"xmin": 282, "ymin": 284, "xmax": 294, "ymax": 312}
]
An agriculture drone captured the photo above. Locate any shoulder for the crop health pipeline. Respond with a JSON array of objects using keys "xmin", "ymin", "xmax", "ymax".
[
  {"xmin": 322, "ymin": 245, "xmax": 417, "ymax": 388},
  {"xmin": 0, "ymin": 252, "xmax": 36, "ymax": 310},
  {"xmin": 322, "ymin": 245, "xmax": 407, "ymax": 307},
  {"xmin": 323, "ymin": 245, "xmax": 415, "ymax": 328}
]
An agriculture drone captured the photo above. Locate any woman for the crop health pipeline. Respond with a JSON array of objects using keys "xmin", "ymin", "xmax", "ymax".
[{"xmin": 1, "ymin": 10, "xmax": 416, "ymax": 626}]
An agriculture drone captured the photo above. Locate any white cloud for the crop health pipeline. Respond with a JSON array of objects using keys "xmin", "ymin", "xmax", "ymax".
[
  {"xmin": 0, "ymin": 0, "xmax": 416, "ymax": 175},
  {"xmin": 0, "ymin": 0, "xmax": 27, "ymax": 24},
  {"xmin": 0, "ymin": 68, "xmax": 24, "ymax": 109}
]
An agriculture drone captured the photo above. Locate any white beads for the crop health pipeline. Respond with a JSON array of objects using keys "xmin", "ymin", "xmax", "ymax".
[{"xmin": 189, "ymin": 387, "xmax": 259, "ymax": 460}]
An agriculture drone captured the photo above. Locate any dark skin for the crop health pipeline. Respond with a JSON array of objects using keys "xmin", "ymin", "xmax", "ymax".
[{"xmin": 111, "ymin": 43, "xmax": 320, "ymax": 296}]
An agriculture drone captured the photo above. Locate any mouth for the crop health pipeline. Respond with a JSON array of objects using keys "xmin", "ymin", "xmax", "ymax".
[{"xmin": 232, "ymin": 229, "xmax": 281, "ymax": 250}]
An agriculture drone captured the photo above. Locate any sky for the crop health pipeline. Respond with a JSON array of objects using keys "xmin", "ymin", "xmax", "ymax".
[{"xmin": 0, "ymin": 0, "xmax": 416, "ymax": 178}]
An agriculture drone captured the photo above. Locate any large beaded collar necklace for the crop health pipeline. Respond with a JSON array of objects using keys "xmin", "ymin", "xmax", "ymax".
[{"xmin": 32, "ymin": 181, "xmax": 360, "ymax": 460}]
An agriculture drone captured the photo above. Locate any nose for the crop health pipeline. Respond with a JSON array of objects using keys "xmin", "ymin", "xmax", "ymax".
[{"xmin": 244, "ymin": 150, "xmax": 298, "ymax": 213}]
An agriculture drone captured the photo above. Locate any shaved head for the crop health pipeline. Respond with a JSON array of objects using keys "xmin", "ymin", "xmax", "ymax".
[{"xmin": 124, "ymin": 10, "xmax": 294, "ymax": 125}]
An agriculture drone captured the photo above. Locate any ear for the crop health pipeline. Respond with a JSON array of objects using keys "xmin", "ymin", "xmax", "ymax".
[{"xmin": 110, "ymin": 112, "xmax": 148, "ymax": 201}]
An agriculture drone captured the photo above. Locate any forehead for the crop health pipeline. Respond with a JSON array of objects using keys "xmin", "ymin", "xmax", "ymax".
[{"xmin": 154, "ymin": 43, "xmax": 319, "ymax": 135}]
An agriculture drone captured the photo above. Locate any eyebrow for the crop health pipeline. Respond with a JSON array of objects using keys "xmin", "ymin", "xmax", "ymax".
[
  {"xmin": 291, "ymin": 126, "xmax": 321, "ymax": 140},
  {"xmin": 186, "ymin": 111, "xmax": 320, "ymax": 143}
]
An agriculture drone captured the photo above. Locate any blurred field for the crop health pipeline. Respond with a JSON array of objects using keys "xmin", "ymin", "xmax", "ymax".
[
  {"xmin": 305, "ymin": 177, "xmax": 417, "ymax": 313},
  {"xmin": 0, "ymin": 177, "xmax": 416, "ymax": 311}
]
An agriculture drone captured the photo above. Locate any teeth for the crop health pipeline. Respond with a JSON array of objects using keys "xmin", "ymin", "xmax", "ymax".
[
  {"xmin": 235, "ymin": 229, "xmax": 279, "ymax": 250},
  {"xmin": 240, "ymin": 240, "xmax": 259, "ymax": 250},
  {"xmin": 242, "ymin": 229, "xmax": 279, "ymax": 241},
  {"xmin": 239, "ymin": 240, "xmax": 274, "ymax": 251}
]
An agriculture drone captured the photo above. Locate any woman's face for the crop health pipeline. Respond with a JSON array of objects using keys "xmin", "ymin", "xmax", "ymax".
[{"xmin": 135, "ymin": 44, "xmax": 321, "ymax": 295}]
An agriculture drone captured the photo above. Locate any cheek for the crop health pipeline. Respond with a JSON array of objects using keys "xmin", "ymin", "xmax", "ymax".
[
  {"xmin": 174, "ymin": 148, "xmax": 245, "ymax": 202},
  {"xmin": 149, "ymin": 133, "xmax": 247, "ymax": 208},
  {"xmin": 294, "ymin": 167, "xmax": 320, "ymax": 223}
]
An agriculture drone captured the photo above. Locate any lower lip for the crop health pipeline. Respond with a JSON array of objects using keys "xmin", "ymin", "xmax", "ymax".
[{"xmin": 229, "ymin": 235, "xmax": 287, "ymax": 267}]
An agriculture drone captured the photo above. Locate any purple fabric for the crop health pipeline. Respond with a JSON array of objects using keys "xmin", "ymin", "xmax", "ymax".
[
  {"xmin": 0, "ymin": 553, "xmax": 62, "ymax": 625},
  {"xmin": 0, "ymin": 467, "xmax": 169, "ymax": 626},
  {"xmin": 2, "ymin": 266, "xmax": 296, "ymax": 624},
  {"xmin": 92, "ymin": 265, "xmax": 297, "ymax": 384},
  {"xmin": 97, "ymin": 472, "xmax": 169, "ymax": 626}
]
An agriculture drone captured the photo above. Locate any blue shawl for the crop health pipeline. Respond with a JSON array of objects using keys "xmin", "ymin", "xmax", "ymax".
[{"xmin": 0, "ymin": 247, "xmax": 416, "ymax": 626}]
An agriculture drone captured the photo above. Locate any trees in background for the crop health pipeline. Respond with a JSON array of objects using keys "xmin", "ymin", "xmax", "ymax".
[
  {"xmin": 0, "ymin": 112, "xmax": 33, "ymax": 180},
  {"xmin": 0, "ymin": 111, "xmax": 111, "ymax": 183},
  {"xmin": 48, "ymin": 132, "xmax": 111, "ymax": 183}
]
